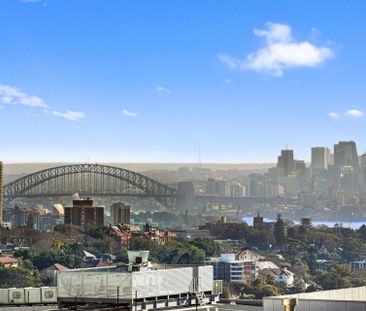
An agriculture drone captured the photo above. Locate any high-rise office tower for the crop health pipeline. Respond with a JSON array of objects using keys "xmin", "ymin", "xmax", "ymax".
[
  {"xmin": 110, "ymin": 202, "xmax": 130, "ymax": 225},
  {"xmin": 311, "ymin": 147, "xmax": 330, "ymax": 170},
  {"xmin": 0, "ymin": 161, "xmax": 3, "ymax": 224},
  {"xmin": 334, "ymin": 141, "xmax": 359, "ymax": 172},
  {"xmin": 277, "ymin": 150, "xmax": 295, "ymax": 176}
]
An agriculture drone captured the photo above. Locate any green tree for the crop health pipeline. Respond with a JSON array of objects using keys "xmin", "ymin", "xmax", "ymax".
[
  {"xmin": 116, "ymin": 249, "xmax": 129, "ymax": 263},
  {"xmin": 85, "ymin": 225, "xmax": 110, "ymax": 239},
  {"xmin": 0, "ymin": 267, "xmax": 39, "ymax": 288},
  {"xmin": 316, "ymin": 264, "xmax": 353, "ymax": 290},
  {"xmin": 188, "ymin": 238, "xmax": 221, "ymax": 258},
  {"xmin": 274, "ymin": 214, "xmax": 286, "ymax": 246},
  {"xmin": 299, "ymin": 218, "xmax": 312, "ymax": 234},
  {"xmin": 32, "ymin": 250, "xmax": 75, "ymax": 270},
  {"xmin": 13, "ymin": 248, "xmax": 35, "ymax": 261},
  {"xmin": 221, "ymin": 283, "xmax": 233, "ymax": 298},
  {"xmin": 249, "ymin": 278, "xmax": 281, "ymax": 299}
]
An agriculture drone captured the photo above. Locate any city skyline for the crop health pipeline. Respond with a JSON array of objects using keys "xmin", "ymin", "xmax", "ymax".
[{"xmin": 1, "ymin": 0, "xmax": 366, "ymax": 163}]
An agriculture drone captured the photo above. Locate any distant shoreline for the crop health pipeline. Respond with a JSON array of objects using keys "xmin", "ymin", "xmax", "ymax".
[
  {"xmin": 243, "ymin": 216, "xmax": 366, "ymax": 230},
  {"xmin": 3, "ymin": 162, "xmax": 275, "ymax": 175}
]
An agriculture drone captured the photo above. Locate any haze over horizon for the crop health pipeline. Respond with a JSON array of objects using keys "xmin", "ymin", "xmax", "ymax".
[{"xmin": 1, "ymin": 0, "xmax": 366, "ymax": 163}]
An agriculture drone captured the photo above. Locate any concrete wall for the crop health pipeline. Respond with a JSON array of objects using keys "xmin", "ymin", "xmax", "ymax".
[
  {"xmin": 263, "ymin": 286, "xmax": 366, "ymax": 311},
  {"xmin": 58, "ymin": 266, "xmax": 214, "ymax": 300}
]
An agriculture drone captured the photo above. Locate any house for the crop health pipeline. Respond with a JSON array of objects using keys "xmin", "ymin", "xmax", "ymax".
[
  {"xmin": 317, "ymin": 244, "xmax": 329, "ymax": 255},
  {"xmin": 40, "ymin": 263, "xmax": 69, "ymax": 285},
  {"xmin": 110, "ymin": 225, "xmax": 132, "ymax": 249},
  {"xmin": 256, "ymin": 261, "xmax": 279, "ymax": 270},
  {"xmin": 41, "ymin": 263, "xmax": 69, "ymax": 276},
  {"xmin": 83, "ymin": 250, "xmax": 97, "ymax": 261},
  {"xmin": 159, "ymin": 230, "xmax": 176, "ymax": 244},
  {"xmin": 235, "ymin": 249, "xmax": 264, "ymax": 261},
  {"xmin": 260, "ymin": 267, "xmax": 294, "ymax": 286},
  {"xmin": 142, "ymin": 223, "xmax": 176, "ymax": 244},
  {"xmin": 0, "ymin": 256, "xmax": 19, "ymax": 268},
  {"xmin": 350, "ymin": 259, "xmax": 366, "ymax": 271}
]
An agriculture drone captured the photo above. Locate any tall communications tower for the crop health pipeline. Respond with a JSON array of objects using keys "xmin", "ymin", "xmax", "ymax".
[{"xmin": 0, "ymin": 161, "xmax": 3, "ymax": 224}]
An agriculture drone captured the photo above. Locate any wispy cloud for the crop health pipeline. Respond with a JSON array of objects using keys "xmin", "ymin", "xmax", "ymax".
[
  {"xmin": 52, "ymin": 110, "xmax": 86, "ymax": 121},
  {"xmin": 328, "ymin": 109, "xmax": 364, "ymax": 119},
  {"xmin": 156, "ymin": 85, "xmax": 171, "ymax": 94},
  {"xmin": 0, "ymin": 84, "xmax": 49, "ymax": 108},
  {"xmin": 218, "ymin": 22, "xmax": 333, "ymax": 76},
  {"xmin": 328, "ymin": 112, "xmax": 340, "ymax": 119},
  {"xmin": 0, "ymin": 83, "xmax": 86, "ymax": 121},
  {"xmin": 122, "ymin": 109, "xmax": 138, "ymax": 117},
  {"xmin": 225, "ymin": 78, "xmax": 232, "ymax": 84},
  {"xmin": 218, "ymin": 54, "xmax": 238, "ymax": 69},
  {"xmin": 345, "ymin": 109, "xmax": 364, "ymax": 118}
]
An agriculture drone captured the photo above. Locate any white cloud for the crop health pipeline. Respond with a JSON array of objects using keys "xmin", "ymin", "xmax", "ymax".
[
  {"xmin": 345, "ymin": 109, "xmax": 364, "ymax": 118},
  {"xmin": 52, "ymin": 110, "xmax": 86, "ymax": 121},
  {"xmin": 0, "ymin": 84, "xmax": 49, "ymax": 108},
  {"xmin": 328, "ymin": 112, "xmax": 340, "ymax": 119},
  {"xmin": 218, "ymin": 22, "xmax": 333, "ymax": 76},
  {"xmin": 0, "ymin": 83, "xmax": 86, "ymax": 121},
  {"xmin": 217, "ymin": 54, "xmax": 239, "ymax": 69},
  {"xmin": 225, "ymin": 78, "xmax": 232, "ymax": 84},
  {"xmin": 156, "ymin": 85, "xmax": 171, "ymax": 94},
  {"xmin": 122, "ymin": 109, "xmax": 138, "ymax": 117}
]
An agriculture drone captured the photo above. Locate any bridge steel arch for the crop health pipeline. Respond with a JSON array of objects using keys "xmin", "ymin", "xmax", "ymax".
[{"xmin": 3, "ymin": 164, "xmax": 176, "ymax": 209}]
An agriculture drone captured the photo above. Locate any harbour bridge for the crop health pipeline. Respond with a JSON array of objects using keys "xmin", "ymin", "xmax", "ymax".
[
  {"xmin": 3, "ymin": 163, "xmax": 259, "ymax": 212},
  {"xmin": 3, "ymin": 164, "xmax": 177, "ymax": 209}
]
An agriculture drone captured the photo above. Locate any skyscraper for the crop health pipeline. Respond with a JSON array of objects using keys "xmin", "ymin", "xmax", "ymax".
[
  {"xmin": 110, "ymin": 202, "xmax": 130, "ymax": 225},
  {"xmin": 360, "ymin": 153, "xmax": 366, "ymax": 190},
  {"xmin": 334, "ymin": 141, "xmax": 359, "ymax": 172},
  {"xmin": 361, "ymin": 153, "xmax": 366, "ymax": 168},
  {"xmin": 277, "ymin": 150, "xmax": 295, "ymax": 176},
  {"xmin": 311, "ymin": 147, "xmax": 330, "ymax": 170},
  {"xmin": 0, "ymin": 161, "xmax": 3, "ymax": 224}
]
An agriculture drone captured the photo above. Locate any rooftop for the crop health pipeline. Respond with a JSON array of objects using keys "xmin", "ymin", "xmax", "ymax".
[{"xmin": 0, "ymin": 256, "xmax": 18, "ymax": 264}]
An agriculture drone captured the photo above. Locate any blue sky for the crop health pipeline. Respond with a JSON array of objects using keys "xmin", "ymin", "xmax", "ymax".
[{"xmin": 0, "ymin": 0, "xmax": 365, "ymax": 163}]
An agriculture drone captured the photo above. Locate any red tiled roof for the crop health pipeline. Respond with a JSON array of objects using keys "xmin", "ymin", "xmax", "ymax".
[
  {"xmin": 53, "ymin": 263, "xmax": 69, "ymax": 271},
  {"xmin": 96, "ymin": 261, "xmax": 110, "ymax": 268},
  {"xmin": 0, "ymin": 257, "xmax": 18, "ymax": 264},
  {"xmin": 40, "ymin": 263, "xmax": 69, "ymax": 273}
]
